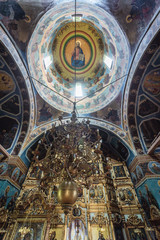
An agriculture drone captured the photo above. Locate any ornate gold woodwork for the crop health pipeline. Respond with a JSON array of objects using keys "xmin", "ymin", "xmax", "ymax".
[
  {"xmin": 0, "ymin": 156, "xmax": 152, "ymax": 239},
  {"xmin": 0, "ymin": 207, "xmax": 8, "ymax": 223},
  {"xmin": 68, "ymin": 206, "xmax": 86, "ymax": 228},
  {"xmin": 150, "ymin": 205, "xmax": 160, "ymax": 220},
  {"xmin": 89, "ymin": 212, "xmax": 108, "ymax": 226},
  {"xmin": 126, "ymin": 214, "xmax": 143, "ymax": 226},
  {"xmin": 111, "ymin": 213, "xmax": 122, "ymax": 225}
]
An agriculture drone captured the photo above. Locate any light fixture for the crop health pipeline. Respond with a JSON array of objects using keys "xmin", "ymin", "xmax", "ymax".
[{"xmin": 32, "ymin": 104, "xmax": 104, "ymax": 214}]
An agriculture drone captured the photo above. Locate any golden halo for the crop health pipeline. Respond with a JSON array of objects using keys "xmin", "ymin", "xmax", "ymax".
[
  {"xmin": 126, "ymin": 15, "xmax": 132, "ymax": 23},
  {"xmin": 76, "ymin": 40, "xmax": 81, "ymax": 47},
  {"xmin": 24, "ymin": 15, "xmax": 31, "ymax": 23}
]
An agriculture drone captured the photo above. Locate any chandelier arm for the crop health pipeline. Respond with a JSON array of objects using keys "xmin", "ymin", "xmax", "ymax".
[{"xmin": 65, "ymin": 167, "xmax": 73, "ymax": 180}]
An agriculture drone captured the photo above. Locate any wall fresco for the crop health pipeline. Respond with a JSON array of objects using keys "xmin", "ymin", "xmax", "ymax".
[
  {"xmin": 113, "ymin": 165, "xmax": 126, "ymax": 178},
  {"xmin": 0, "ymin": 180, "xmax": 19, "ymax": 210},
  {"xmin": 138, "ymin": 95, "xmax": 158, "ymax": 117},
  {"xmin": 129, "ymin": 154, "xmax": 160, "ymax": 187},
  {"xmin": 143, "ymin": 68, "xmax": 160, "ymax": 98},
  {"xmin": 137, "ymin": 178, "xmax": 160, "ymax": 220},
  {"xmin": 89, "ymin": 92, "xmax": 122, "ymax": 127},
  {"xmin": 36, "ymin": 93, "xmax": 69, "ymax": 126}
]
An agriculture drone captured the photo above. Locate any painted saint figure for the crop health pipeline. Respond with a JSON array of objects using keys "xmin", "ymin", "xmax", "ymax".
[
  {"xmin": 71, "ymin": 41, "xmax": 85, "ymax": 68},
  {"xmin": 98, "ymin": 232, "xmax": 105, "ymax": 240}
]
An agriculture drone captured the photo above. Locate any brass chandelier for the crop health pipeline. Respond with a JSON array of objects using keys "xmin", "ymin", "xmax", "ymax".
[{"xmin": 32, "ymin": 104, "xmax": 104, "ymax": 214}]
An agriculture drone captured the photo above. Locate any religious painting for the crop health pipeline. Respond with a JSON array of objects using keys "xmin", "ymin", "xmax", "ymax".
[
  {"xmin": 126, "ymin": 0, "xmax": 156, "ymax": 24},
  {"xmin": 0, "ymin": 162, "xmax": 8, "ymax": 175},
  {"xmin": 136, "ymin": 165, "xmax": 144, "ymax": 180},
  {"xmin": 128, "ymin": 228, "xmax": 147, "ymax": 240},
  {"xmin": 0, "ymin": 1, "xmax": 29, "ymax": 22},
  {"xmin": 52, "ymin": 21, "xmax": 104, "ymax": 81},
  {"xmin": 97, "ymin": 231, "xmax": 105, "ymax": 240},
  {"xmin": 0, "ymin": 71, "xmax": 15, "ymax": 99},
  {"xmin": 0, "ymin": 116, "xmax": 18, "ymax": 149},
  {"xmin": 131, "ymin": 172, "xmax": 137, "ymax": 185},
  {"xmin": 118, "ymin": 188, "xmax": 134, "ymax": 202},
  {"xmin": 68, "ymin": 219, "xmax": 86, "ymax": 240},
  {"xmin": 11, "ymin": 167, "xmax": 20, "ymax": 182},
  {"xmin": 2, "ymin": 95, "xmax": 20, "ymax": 115},
  {"xmin": 90, "ymin": 227, "xmax": 110, "ymax": 240},
  {"xmin": 138, "ymin": 96, "xmax": 158, "ymax": 117},
  {"xmin": 148, "ymin": 161, "xmax": 160, "ymax": 175},
  {"xmin": 12, "ymin": 221, "xmax": 45, "ymax": 240},
  {"xmin": 140, "ymin": 119, "xmax": 160, "ymax": 148},
  {"xmin": 7, "ymin": 191, "xmax": 18, "ymax": 212},
  {"xmin": 113, "ymin": 165, "xmax": 126, "ymax": 178},
  {"xmin": 0, "ymin": 0, "xmax": 32, "ymax": 50},
  {"xmin": 73, "ymin": 207, "xmax": 82, "ymax": 217},
  {"xmin": 49, "ymin": 226, "xmax": 65, "ymax": 240},
  {"xmin": 97, "ymin": 186, "xmax": 103, "ymax": 199},
  {"xmin": 124, "ymin": 0, "xmax": 158, "ymax": 48},
  {"xmin": 19, "ymin": 174, "xmax": 25, "ymax": 185},
  {"xmin": 36, "ymin": 94, "xmax": 69, "ymax": 126},
  {"xmin": 89, "ymin": 93, "xmax": 121, "ymax": 126},
  {"xmin": 89, "ymin": 187, "xmax": 95, "ymax": 199},
  {"xmin": 137, "ymin": 179, "xmax": 160, "ymax": 220},
  {"xmin": 143, "ymin": 69, "xmax": 160, "ymax": 96},
  {"xmin": 71, "ymin": 41, "xmax": 85, "ymax": 68},
  {"xmin": 0, "ymin": 185, "xmax": 10, "ymax": 209}
]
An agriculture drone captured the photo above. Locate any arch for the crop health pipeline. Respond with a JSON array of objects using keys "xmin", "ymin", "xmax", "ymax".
[{"xmin": 0, "ymin": 23, "xmax": 34, "ymax": 155}]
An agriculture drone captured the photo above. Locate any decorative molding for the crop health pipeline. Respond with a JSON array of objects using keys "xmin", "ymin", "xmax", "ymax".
[{"xmin": 126, "ymin": 214, "xmax": 142, "ymax": 226}]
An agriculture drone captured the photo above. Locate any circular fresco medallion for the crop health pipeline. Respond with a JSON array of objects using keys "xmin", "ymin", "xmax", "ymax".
[
  {"xmin": 27, "ymin": 2, "xmax": 130, "ymax": 114},
  {"xmin": 52, "ymin": 22, "xmax": 103, "ymax": 81}
]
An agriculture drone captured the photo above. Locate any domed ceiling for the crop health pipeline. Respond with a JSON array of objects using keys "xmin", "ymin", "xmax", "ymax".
[{"xmin": 27, "ymin": 3, "xmax": 130, "ymax": 114}]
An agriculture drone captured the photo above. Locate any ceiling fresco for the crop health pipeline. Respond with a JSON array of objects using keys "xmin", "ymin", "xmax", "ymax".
[
  {"xmin": 0, "ymin": 0, "xmax": 159, "ymax": 54},
  {"xmin": 128, "ymin": 30, "xmax": 160, "ymax": 154},
  {"xmin": 27, "ymin": 2, "xmax": 129, "ymax": 114},
  {"xmin": 0, "ymin": 26, "xmax": 34, "ymax": 155},
  {"xmin": 36, "ymin": 92, "xmax": 69, "ymax": 126},
  {"xmin": 0, "ymin": 0, "xmax": 159, "ymax": 155},
  {"xmin": 0, "ymin": 44, "xmax": 24, "ymax": 154}
]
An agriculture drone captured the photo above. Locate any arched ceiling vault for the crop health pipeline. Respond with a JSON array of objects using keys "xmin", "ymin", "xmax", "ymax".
[
  {"xmin": 0, "ymin": 24, "xmax": 34, "ymax": 155},
  {"xmin": 0, "ymin": 0, "xmax": 159, "ymax": 159},
  {"xmin": 27, "ymin": 2, "xmax": 130, "ymax": 115},
  {"xmin": 124, "ymin": 12, "xmax": 160, "ymax": 155}
]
